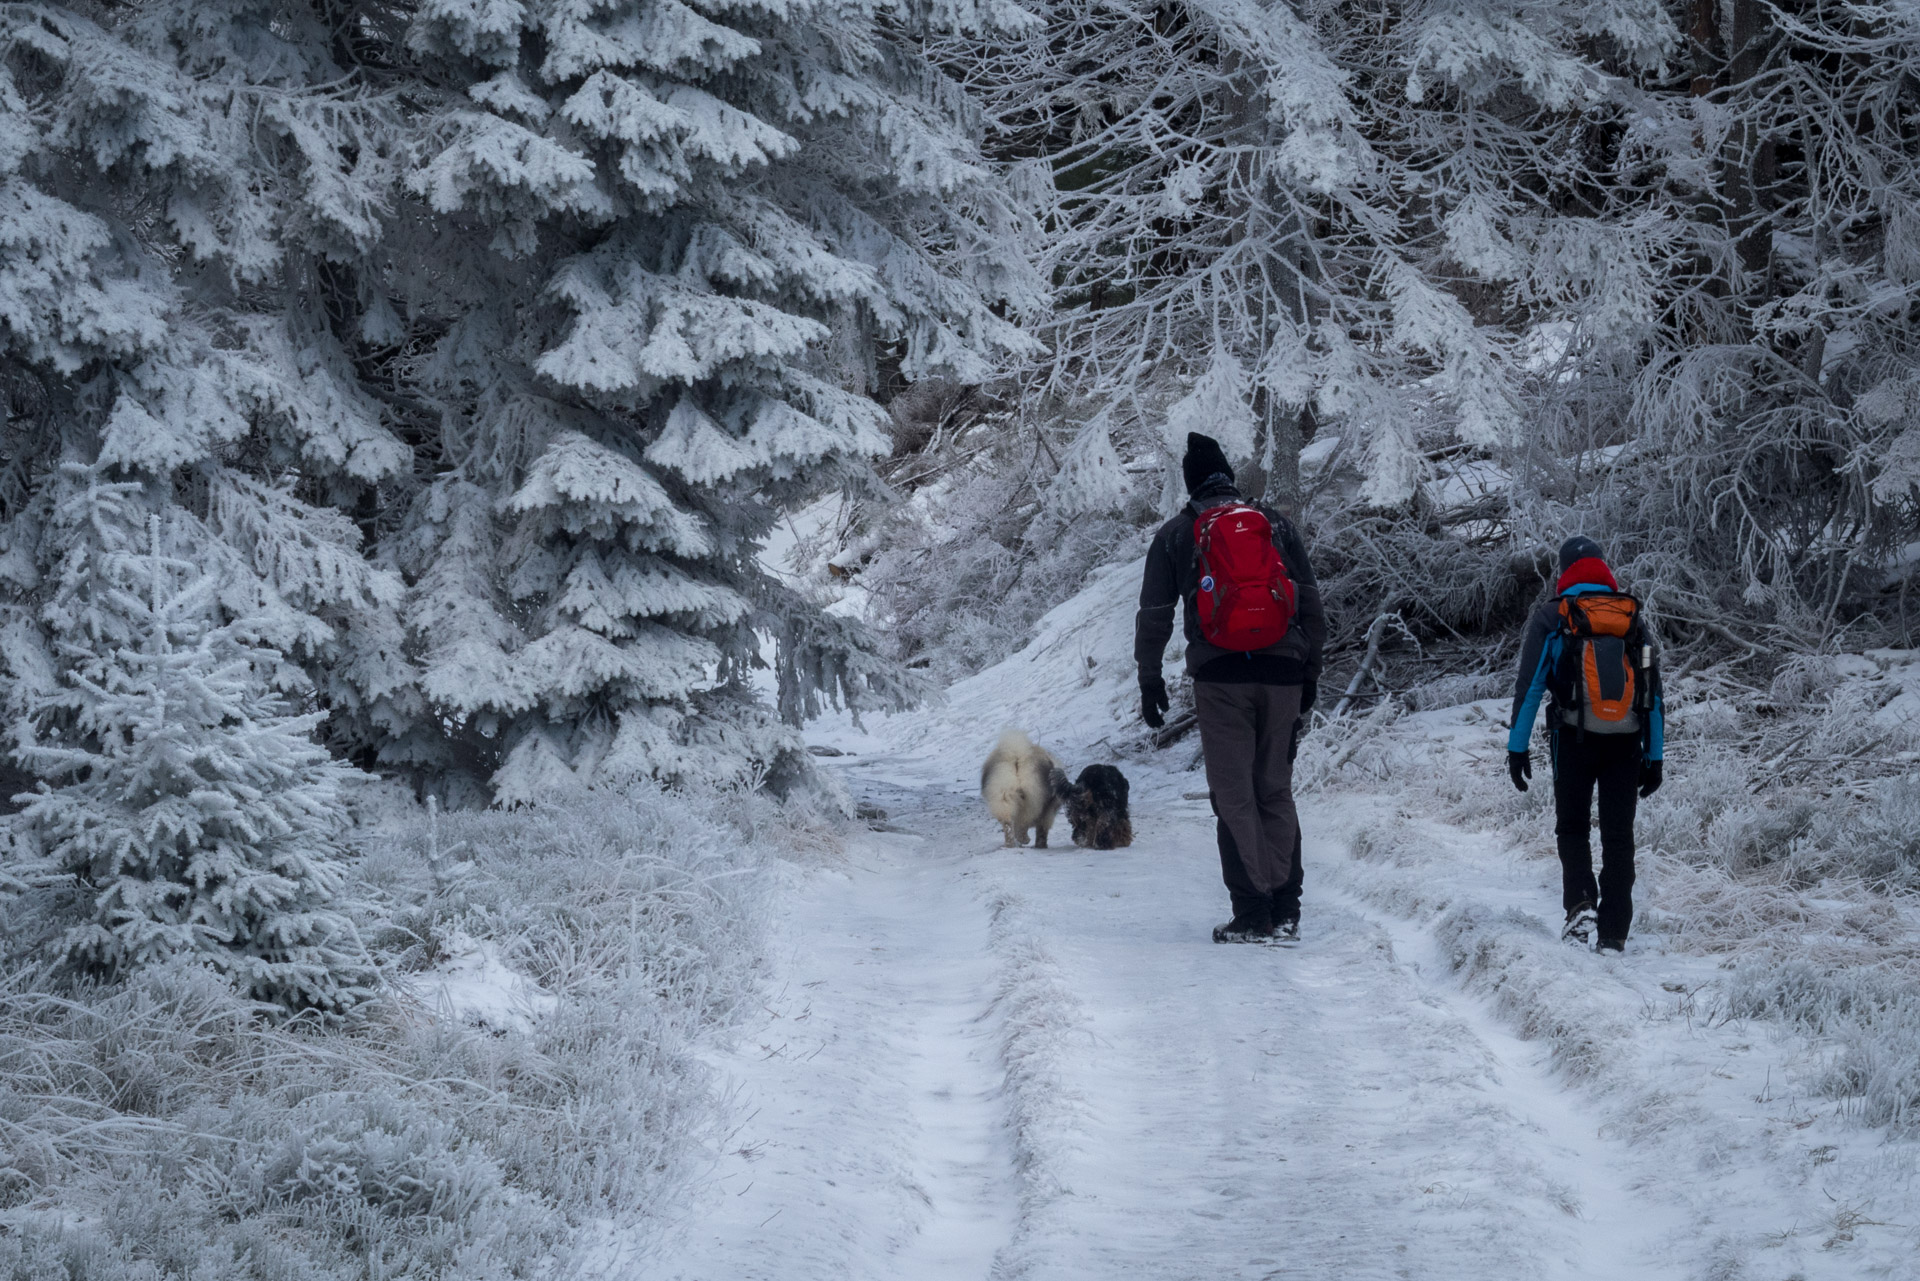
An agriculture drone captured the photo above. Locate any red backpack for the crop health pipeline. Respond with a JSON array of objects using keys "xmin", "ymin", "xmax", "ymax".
[{"xmin": 1193, "ymin": 504, "xmax": 1295, "ymax": 651}]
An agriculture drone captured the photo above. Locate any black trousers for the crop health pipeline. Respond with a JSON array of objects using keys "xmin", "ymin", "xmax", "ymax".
[
  {"xmin": 1215, "ymin": 807, "xmax": 1303, "ymax": 925},
  {"xmin": 1194, "ymin": 681, "xmax": 1302, "ymax": 904},
  {"xmin": 1551, "ymin": 726, "xmax": 1640, "ymax": 943}
]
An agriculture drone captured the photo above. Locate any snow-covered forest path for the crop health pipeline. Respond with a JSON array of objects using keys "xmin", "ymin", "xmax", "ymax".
[{"xmin": 653, "ymin": 754, "xmax": 1693, "ymax": 1281}]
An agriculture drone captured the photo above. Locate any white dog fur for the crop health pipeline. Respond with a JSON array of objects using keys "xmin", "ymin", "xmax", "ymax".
[{"xmin": 980, "ymin": 730, "xmax": 1066, "ymax": 848}]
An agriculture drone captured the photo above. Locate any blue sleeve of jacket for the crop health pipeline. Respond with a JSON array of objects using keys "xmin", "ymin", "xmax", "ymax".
[{"xmin": 1507, "ymin": 606, "xmax": 1555, "ymax": 753}]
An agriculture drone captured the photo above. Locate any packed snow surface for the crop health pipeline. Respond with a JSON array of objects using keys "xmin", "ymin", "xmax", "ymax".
[{"xmin": 652, "ymin": 564, "xmax": 1920, "ymax": 1280}]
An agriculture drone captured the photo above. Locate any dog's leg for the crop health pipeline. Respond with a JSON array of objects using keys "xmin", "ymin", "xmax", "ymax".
[
  {"xmin": 1035, "ymin": 795, "xmax": 1060, "ymax": 849},
  {"xmin": 1000, "ymin": 820, "xmax": 1017, "ymax": 847}
]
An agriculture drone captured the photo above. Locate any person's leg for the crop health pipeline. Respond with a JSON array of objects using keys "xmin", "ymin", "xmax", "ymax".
[
  {"xmin": 1195, "ymin": 682, "xmax": 1276, "ymax": 914},
  {"xmin": 1209, "ymin": 795, "xmax": 1266, "ymax": 922},
  {"xmin": 1593, "ymin": 736, "xmax": 1642, "ymax": 946},
  {"xmin": 1248, "ymin": 682, "xmax": 1304, "ymax": 897},
  {"xmin": 1270, "ymin": 823, "xmax": 1304, "ymax": 926},
  {"xmin": 1552, "ymin": 728, "xmax": 1601, "ymax": 914}
]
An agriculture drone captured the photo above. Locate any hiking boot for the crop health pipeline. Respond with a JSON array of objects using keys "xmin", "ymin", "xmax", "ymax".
[
  {"xmin": 1596, "ymin": 937, "xmax": 1625, "ymax": 954},
  {"xmin": 1270, "ymin": 917, "xmax": 1300, "ymax": 947},
  {"xmin": 1561, "ymin": 903, "xmax": 1597, "ymax": 947},
  {"xmin": 1213, "ymin": 914, "xmax": 1275, "ymax": 944}
]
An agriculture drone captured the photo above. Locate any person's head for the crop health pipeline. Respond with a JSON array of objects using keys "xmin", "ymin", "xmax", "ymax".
[
  {"xmin": 1557, "ymin": 535, "xmax": 1603, "ymax": 572},
  {"xmin": 1555, "ymin": 535, "xmax": 1616, "ymax": 593},
  {"xmin": 1182, "ymin": 433, "xmax": 1234, "ymax": 498}
]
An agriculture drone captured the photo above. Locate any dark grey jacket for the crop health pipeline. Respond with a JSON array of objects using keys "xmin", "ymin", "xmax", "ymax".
[{"xmin": 1134, "ymin": 489, "xmax": 1326, "ymax": 683}]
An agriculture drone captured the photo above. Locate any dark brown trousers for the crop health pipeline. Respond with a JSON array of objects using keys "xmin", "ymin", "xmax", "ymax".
[{"xmin": 1194, "ymin": 681, "xmax": 1303, "ymax": 898}]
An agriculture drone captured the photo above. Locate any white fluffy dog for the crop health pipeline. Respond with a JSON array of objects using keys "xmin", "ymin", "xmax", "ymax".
[{"xmin": 980, "ymin": 730, "xmax": 1067, "ymax": 848}]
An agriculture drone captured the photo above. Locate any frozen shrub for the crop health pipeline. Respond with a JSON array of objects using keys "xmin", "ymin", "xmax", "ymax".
[
  {"xmin": 1833, "ymin": 778, "xmax": 1920, "ymax": 889},
  {"xmin": 1769, "ymin": 654, "xmax": 1844, "ymax": 705},
  {"xmin": 1700, "ymin": 797, "xmax": 1819, "ymax": 875},
  {"xmin": 0, "ymin": 785, "xmax": 785, "ymax": 1279},
  {"xmin": 1403, "ymin": 674, "xmax": 1508, "ymax": 711}
]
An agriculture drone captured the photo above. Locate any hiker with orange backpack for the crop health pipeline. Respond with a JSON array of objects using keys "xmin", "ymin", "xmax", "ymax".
[
  {"xmin": 1136, "ymin": 433, "xmax": 1326, "ymax": 944},
  {"xmin": 1508, "ymin": 537, "xmax": 1665, "ymax": 952}
]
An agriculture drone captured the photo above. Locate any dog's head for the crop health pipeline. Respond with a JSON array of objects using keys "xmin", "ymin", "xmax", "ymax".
[{"xmin": 1065, "ymin": 765, "xmax": 1132, "ymax": 849}]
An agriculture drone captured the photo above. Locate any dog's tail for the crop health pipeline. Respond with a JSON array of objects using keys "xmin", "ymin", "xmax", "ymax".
[
  {"xmin": 1048, "ymin": 761, "xmax": 1073, "ymax": 803},
  {"xmin": 982, "ymin": 729, "xmax": 1035, "ymax": 793}
]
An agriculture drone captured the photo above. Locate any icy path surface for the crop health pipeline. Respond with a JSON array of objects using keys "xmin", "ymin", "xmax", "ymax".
[{"xmin": 653, "ymin": 757, "xmax": 1691, "ymax": 1281}]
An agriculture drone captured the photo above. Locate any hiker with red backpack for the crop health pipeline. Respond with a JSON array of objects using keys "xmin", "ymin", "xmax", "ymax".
[
  {"xmin": 1136, "ymin": 433, "xmax": 1326, "ymax": 945},
  {"xmin": 1508, "ymin": 537, "xmax": 1666, "ymax": 952}
]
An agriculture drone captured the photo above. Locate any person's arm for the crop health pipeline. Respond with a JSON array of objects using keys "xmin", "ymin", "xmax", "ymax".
[
  {"xmin": 1273, "ymin": 514, "xmax": 1326, "ymax": 684},
  {"xmin": 1135, "ymin": 526, "xmax": 1177, "ymax": 673},
  {"xmin": 1135, "ymin": 527, "xmax": 1178, "ymax": 727},
  {"xmin": 1507, "ymin": 605, "xmax": 1554, "ymax": 753}
]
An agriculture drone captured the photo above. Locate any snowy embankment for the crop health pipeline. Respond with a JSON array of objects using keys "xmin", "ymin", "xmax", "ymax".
[
  {"xmin": 659, "ymin": 561, "xmax": 1920, "ymax": 1280},
  {"xmin": 0, "ymin": 788, "xmax": 815, "ymax": 1281}
]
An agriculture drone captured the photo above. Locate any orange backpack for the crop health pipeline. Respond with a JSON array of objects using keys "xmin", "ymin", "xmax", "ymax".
[{"xmin": 1553, "ymin": 593, "xmax": 1650, "ymax": 735}]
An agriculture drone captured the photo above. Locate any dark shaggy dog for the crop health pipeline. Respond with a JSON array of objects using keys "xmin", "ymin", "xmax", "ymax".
[{"xmin": 1061, "ymin": 764, "xmax": 1133, "ymax": 850}]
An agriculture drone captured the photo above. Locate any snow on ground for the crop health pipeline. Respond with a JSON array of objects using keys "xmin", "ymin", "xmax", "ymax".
[
  {"xmin": 399, "ymin": 930, "xmax": 558, "ymax": 1035},
  {"xmin": 651, "ymin": 564, "xmax": 1920, "ymax": 1281}
]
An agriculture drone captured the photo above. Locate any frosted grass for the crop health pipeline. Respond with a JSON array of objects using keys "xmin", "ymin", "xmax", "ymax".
[{"xmin": 0, "ymin": 784, "xmax": 818, "ymax": 1279}]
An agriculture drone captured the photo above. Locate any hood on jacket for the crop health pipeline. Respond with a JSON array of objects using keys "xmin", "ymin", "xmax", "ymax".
[{"xmin": 1555, "ymin": 557, "xmax": 1618, "ymax": 594}]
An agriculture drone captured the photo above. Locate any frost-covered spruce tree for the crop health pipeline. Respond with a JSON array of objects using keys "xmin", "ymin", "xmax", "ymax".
[
  {"xmin": 0, "ymin": 4, "xmax": 416, "ymax": 773},
  {"xmin": 383, "ymin": 0, "xmax": 1040, "ymax": 799},
  {"xmin": 12, "ymin": 473, "xmax": 375, "ymax": 1014},
  {"xmin": 1, "ymin": 1, "xmax": 1037, "ymax": 804}
]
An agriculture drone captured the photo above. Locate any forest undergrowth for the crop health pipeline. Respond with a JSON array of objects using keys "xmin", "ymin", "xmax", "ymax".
[
  {"xmin": 1302, "ymin": 651, "xmax": 1920, "ymax": 1134},
  {"xmin": 0, "ymin": 786, "xmax": 838, "ymax": 1280}
]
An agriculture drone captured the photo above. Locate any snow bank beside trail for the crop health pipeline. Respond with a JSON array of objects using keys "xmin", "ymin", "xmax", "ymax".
[
  {"xmin": 878, "ymin": 556, "xmax": 1167, "ymax": 767},
  {"xmin": 1300, "ymin": 696, "xmax": 1920, "ymax": 1275}
]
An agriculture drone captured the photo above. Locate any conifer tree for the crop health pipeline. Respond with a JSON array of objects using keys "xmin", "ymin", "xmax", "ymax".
[
  {"xmin": 0, "ymin": 0, "xmax": 1040, "ymax": 804},
  {"xmin": 12, "ymin": 471, "xmax": 374, "ymax": 1013},
  {"xmin": 381, "ymin": 0, "xmax": 1041, "ymax": 798}
]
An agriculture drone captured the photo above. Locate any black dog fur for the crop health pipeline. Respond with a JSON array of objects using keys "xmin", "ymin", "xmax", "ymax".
[{"xmin": 1059, "ymin": 764, "xmax": 1133, "ymax": 850}]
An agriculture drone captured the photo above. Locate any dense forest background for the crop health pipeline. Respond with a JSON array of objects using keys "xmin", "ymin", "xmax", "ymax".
[{"xmin": 8, "ymin": 0, "xmax": 1920, "ymax": 807}]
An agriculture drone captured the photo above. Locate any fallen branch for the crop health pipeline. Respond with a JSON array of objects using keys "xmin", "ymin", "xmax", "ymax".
[
  {"xmin": 1152, "ymin": 710, "xmax": 1198, "ymax": 749},
  {"xmin": 1333, "ymin": 612, "xmax": 1396, "ymax": 717},
  {"xmin": 1665, "ymin": 614, "xmax": 1768, "ymax": 660}
]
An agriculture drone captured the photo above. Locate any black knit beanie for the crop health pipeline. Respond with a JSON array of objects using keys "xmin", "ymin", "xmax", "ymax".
[
  {"xmin": 1181, "ymin": 433, "xmax": 1234, "ymax": 497},
  {"xmin": 1558, "ymin": 535, "xmax": 1604, "ymax": 572}
]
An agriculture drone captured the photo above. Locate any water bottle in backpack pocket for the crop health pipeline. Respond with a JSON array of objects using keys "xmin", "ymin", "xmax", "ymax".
[{"xmin": 1552, "ymin": 593, "xmax": 1649, "ymax": 735}]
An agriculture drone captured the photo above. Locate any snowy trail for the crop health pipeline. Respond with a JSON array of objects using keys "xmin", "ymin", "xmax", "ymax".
[
  {"xmin": 653, "ymin": 811, "xmax": 1021, "ymax": 1279},
  {"xmin": 653, "ymin": 759, "xmax": 1694, "ymax": 1281}
]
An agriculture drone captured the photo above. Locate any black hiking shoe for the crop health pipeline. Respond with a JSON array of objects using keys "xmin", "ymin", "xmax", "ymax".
[
  {"xmin": 1561, "ymin": 903, "xmax": 1597, "ymax": 947},
  {"xmin": 1213, "ymin": 914, "xmax": 1276, "ymax": 944},
  {"xmin": 1596, "ymin": 937, "xmax": 1626, "ymax": 954},
  {"xmin": 1271, "ymin": 917, "xmax": 1300, "ymax": 946}
]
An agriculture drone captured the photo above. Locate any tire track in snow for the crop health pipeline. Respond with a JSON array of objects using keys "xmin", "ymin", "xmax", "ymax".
[{"xmin": 654, "ymin": 817, "xmax": 1025, "ymax": 1281}]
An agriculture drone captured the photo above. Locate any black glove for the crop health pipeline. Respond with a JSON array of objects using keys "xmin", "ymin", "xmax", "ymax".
[
  {"xmin": 1289, "ymin": 716, "xmax": 1304, "ymax": 764},
  {"xmin": 1508, "ymin": 750, "xmax": 1532, "ymax": 793},
  {"xmin": 1639, "ymin": 759, "xmax": 1663, "ymax": 798},
  {"xmin": 1299, "ymin": 679, "xmax": 1317, "ymax": 718},
  {"xmin": 1140, "ymin": 671, "xmax": 1170, "ymax": 730}
]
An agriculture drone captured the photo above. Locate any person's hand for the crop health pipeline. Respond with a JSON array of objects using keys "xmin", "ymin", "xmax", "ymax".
[
  {"xmin": 1140, "ymin": 671, "xmax": 1170, "ymax": 729},
  {"xmin": 1508, "ymin": 749, "xmax": 1532, "ymax": 793},
  {"xmin": 1289, "ymin": 716, "xmax": 1305, "ymax": 764},
  {"xmin": 1639, "ymin": 759, "xmax": 1663, "ymax": 798},
  {"xmin": 1299, "ymin": 679, "xmax": 1318, "ymax": 718}
]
